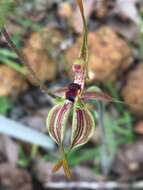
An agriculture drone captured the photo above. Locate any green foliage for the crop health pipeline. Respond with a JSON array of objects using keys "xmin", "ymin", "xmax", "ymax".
[
  {"xmin": 16, "ymin": 17, "xmax": 42, "ymax": 32},
  {"xmin": 69, "ymin": 147, "xmax": 99, "ymax": 166},
  {"xmin": 0, "ymin": 96, "xmax": 12, "ymax": 114},
  {"xmin": 0, "ymin": 48, "xmax": 26, "ymax": 74},
  {"xmin": 99, "ymin": 110, "xmax": 133, "ymax": 174},
  {"xmin": 0, "ymin": 0, "xmax": 16, "ymax": 28},
  {"xmin": 67, "ymin": 91, "xmax": 134, "ymax": 175},
  {"xmin": 18, "ymin": 146, "xmax": 30, "ymax": 167},
  {"xmin": 18, "ymin": 144, "xmax": 39, "ymax": 167},
  {"xmin": 105, "ymin": 81, "xmax": 124, "ymax": 112}
]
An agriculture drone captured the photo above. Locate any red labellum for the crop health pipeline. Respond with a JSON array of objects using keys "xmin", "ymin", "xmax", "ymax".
[{"xmin": 66, "ymin": 83, "xmax": 81, "ymax": 102}]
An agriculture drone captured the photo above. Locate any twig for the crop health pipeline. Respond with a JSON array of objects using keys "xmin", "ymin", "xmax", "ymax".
[{"xmin": 45, "ymin": 181, "xmax": 143, "ymax": 189}]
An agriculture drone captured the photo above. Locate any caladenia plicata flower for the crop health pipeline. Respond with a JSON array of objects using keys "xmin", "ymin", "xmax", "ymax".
[
  {"xmin": 46, "ymin": 0, "xmax": 116, "ymax": 178},
  {"xmin": 0, "ymin": 0, "xmax": 127, "ymax": 179}
]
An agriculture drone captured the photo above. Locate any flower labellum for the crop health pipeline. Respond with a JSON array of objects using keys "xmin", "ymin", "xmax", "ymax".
[{"xmin": 66, "ymin": 83, "xmax": 81, "ymax": 102}]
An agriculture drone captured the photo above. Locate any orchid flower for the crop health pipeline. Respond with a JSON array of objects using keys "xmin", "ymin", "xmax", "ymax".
[
  {"xmin": 0, "ymin": 0, "xmax": 127, "ymax": 179},
  {"xmin": 46, "ymin": 0, "xmax": 114, "ymax": 178}
]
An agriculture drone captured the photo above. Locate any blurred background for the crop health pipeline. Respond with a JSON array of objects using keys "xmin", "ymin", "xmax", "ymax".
[{"xmin": 0, "ymin": 0, "xmax": 143, "ymax": 189}]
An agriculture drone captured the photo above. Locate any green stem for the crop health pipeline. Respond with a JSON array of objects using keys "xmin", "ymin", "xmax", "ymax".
[
  {"xmin": 30, "ymin": 144, "xmax": 39, "ymax": 159},
  {"xmin": 77, "ymin": 0, "xmax": 89, "ymax": 78},
  {"xmin": 0, "ymin": 56, "xmax": 27, "ymax": 75}
]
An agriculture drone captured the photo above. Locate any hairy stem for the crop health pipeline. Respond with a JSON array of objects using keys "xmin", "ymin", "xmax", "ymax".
[
  {"xmin": 76, "ymin": 0, "xmax": 89, "ymax": 78},
  {"xmin": 1, "ymin": 27, "xmax": 58, "ymax": 99}
]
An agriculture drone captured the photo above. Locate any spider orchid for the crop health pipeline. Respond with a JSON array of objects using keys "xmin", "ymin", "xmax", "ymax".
[
  {"xmin": 0, "ymin": 0, "xmax": 126, "ymax": 179},
  {"xmin": 46, "ymin": 0, "xmax": 115, "ymax": 178}
]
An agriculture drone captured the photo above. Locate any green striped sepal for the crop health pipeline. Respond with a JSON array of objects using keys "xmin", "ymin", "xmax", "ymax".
[
  {"xmin": 71, "ymin": 104, "xmax": 95, "ymax": 149},
  {"xmin": 46, "ymin": 100, "xmax": 72, "ymax": 145}
]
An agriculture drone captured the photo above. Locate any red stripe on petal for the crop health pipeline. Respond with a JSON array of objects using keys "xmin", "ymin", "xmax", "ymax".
[
  {"xmin": 71, "ymin": 109, "xmax": 84, "ymax": 146},
  {"xmin": 47, "ymin": 105, "xmax": 61, "ymax": 144},
  {"xmin": 71, "ymin": 107, "xmax": 95, "ymax": 148},
  {"xmin": 56, "ymin": 102, "xmax": 72, "ymax": 142}
]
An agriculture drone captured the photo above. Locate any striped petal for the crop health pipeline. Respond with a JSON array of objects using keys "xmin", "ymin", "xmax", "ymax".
[
  {"xmin": 46, "ymin": 100, "xmax": 73, "ymax": 144},
  {"xmin": 71, "ymin": 104, "xmax": 95, "ymax": 149},
  {"xmin": 81, "ymin": 86, "xmax": 113, "ymax": 102}
]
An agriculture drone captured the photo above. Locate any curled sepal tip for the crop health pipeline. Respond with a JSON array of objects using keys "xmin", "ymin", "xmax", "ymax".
[
  {"xmin": 52, "ymin": 158, "xmax": 72, "ymax": 179},
  {"xmin": 46, "ymin": 101, "xmax": 72, "ymax": 144},
  {"xmin": 71, "ymin": 104, "xmax": 95, "ymax": 149},
  {"xmin": 52, "ymin": 160, "xmax": 63, "ymax": 173},
  {"xmin": 63, "ymin": 158, "xmax": 72, "ymax": 179},
  {"xmin": 76, "ymin": 0, "xmax": 84, "ymax": 19}
]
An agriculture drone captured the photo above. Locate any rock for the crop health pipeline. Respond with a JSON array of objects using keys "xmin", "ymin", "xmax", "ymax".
[
  {"xmin": 122, "ymin": 64, "xmax": 143, "ymax": 116},
  {"xmin": 23, "ymin": 27, "xmax": 63, "ymax": 83},
  {"xmin": 0, "ymin": 65, "xmax": 27, "ymax": 97},
  {"xmin": 65, "ymin": 26, "xmax": 133, "ymax": 82}
]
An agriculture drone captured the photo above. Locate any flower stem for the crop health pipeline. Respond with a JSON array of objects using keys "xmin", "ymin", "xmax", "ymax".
[{"xmin": 76, "ymin": 0, "xmax": 89, "ymax": 78}]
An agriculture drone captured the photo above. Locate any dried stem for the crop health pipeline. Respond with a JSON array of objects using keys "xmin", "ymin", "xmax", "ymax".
[{"xmin": 45, "ymin": 181, "xmax": 143, "ymax": 189}]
